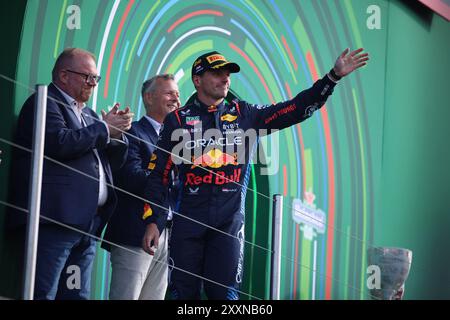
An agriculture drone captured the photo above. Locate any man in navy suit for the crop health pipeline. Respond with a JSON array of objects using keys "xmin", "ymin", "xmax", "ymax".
[
  {"xmin": 8, "ymin": 48, "xmax": 133, "ymax": 299},
  {"xmin": 102, "ymin": 74, "xmax": 180, "ymax": 300}
]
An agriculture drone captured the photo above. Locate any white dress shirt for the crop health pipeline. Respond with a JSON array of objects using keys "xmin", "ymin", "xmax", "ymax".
[{"xmin": 53, "ymin": 83, "xmax": 108, "ymax": 207}]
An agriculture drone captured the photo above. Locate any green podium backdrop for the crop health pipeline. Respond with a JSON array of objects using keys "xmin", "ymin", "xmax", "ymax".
[{"xmin": 0, "ymin": 0, "xmax": 449, "ymax": 300}]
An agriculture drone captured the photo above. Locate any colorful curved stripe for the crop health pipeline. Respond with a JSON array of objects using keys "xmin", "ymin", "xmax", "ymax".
[
  {"xmin": 157, "ymin": 26, "xmax": 231, "ymax": 74},
  {"xmin": 229, "ymin": 42, "xmax": 275, "ymax": 103},
  {"xmin": 92, "ymin": 0, "xmax": 121, "ymax": 111},
  {"xmin": 281, "ymin": 35, "xmax": 298, "ymax": 71},
  {"xmin": 305, "ymin": 51, "xmax": 336, "ymax": 299},
  {"xmin": 103, "ymin": 0, "xmax": 134, "ymax": 98},
  {"xmin": 167, "ymin": 10, "xmax": 224, "ymax": 33},
  {"xmin": 15, "ymin": 0, "xmax": 377, "ymax": 300},
  {"xmin": 53, "ymin": 0, "xmax": 67, "ymax": 58},
  {"xmin": 125, "ymin": 0, "xmax": 160, "ymax": 71}
]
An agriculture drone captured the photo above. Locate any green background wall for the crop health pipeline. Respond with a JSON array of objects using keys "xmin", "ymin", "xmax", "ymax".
[
  {"xmin": 378, "ymin": 1, "xmax": 450, "ymax": 299},
  {"xmin": 0, "ymin": 0, "xmax": 449, "ymax": 300}
]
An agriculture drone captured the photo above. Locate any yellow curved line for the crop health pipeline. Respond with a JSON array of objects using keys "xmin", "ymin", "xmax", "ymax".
[{"xmin": 53, "ymin": 0, "xmax": 68, "ymax": 58}]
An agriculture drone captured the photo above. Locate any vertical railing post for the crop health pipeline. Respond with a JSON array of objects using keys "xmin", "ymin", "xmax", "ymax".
[
  {"xmin": 23, "ymin": 85, "xmax": 47, "ymax": 300},
  {"xmin": 270, "ymin": 194, "xmax": 283, "ymax": 300}
]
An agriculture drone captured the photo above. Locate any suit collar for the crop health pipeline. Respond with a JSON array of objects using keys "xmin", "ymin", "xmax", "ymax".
[
  {"xmin": 143, "ymin": 115, "xmax": 162, "ymax": 134},
  {"xmin": 138, "ymin": 116, "xmax": 159, "ymax": 141},
  {"xmin": 51, "ymin": 82, "xmax": 87, "ymax": 110},
  {"xmin": 48, "ymin": 83, "xmax": 86, "ymax": 128},
  {"xmin": 135, "ymin": 117, "xmax": 158, "ymax": 152}
]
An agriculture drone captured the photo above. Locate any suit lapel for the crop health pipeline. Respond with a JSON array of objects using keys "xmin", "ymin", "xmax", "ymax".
[
  {"xmin": 138, "ymin": 117, "xmax": 159, "ymax": 150},
  {"xmin": 48, "ymin": 83, "xmax": 83, "ymax": 129},
  {"xmin": 81, "ymin": 109, "xmax": 95, "ymax": 126}
]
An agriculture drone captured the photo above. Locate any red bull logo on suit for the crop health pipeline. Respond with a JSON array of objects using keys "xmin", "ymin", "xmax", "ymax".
[
  {"xmin": 191, "ymin": 148, "xmax": 237, "ymax": 169},
  {"xmin": 185, "ymin": 168, "xmax": 242, "ymax": 186}
]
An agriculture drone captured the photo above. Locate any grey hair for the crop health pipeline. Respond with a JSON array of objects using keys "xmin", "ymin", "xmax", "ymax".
[
  {"xmin": 141, "ymin": 74, "xmax": 175, "ymax": 101},
  {"xmin": 52, "ymin": 48, "xmax": 96, "ymax": 81}
]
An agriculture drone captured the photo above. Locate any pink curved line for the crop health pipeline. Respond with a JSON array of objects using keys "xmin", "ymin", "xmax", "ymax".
[
  {"xmin": 281, "ymin": 35, "xmax": 298, "ymax": 71},
  {"xmin": 103, "ymin": 0, "xmax": 134, "ymax": 98},
  {"xmin": 305, "ymin": 51, "xmax": 336, "ymax": 300},
  {"xmin": 167, "ymin": 10, "xmax": 223, "ymax": 33},
  {"xmin": 229, "ymin": 42, "xmax": 275, "ymax": 104}
]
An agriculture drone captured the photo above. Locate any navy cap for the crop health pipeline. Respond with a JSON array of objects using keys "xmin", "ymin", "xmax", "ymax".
[{"xmin": 191, "ymin": 51, "xmax": 240, "ymax": 76}]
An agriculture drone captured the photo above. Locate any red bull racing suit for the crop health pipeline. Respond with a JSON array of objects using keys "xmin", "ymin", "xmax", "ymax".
[{"xmin": 143, "ymin": 74, "xmax": 337, "ymax": 299}]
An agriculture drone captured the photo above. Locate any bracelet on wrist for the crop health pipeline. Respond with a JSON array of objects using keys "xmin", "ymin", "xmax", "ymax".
[{"xmin": 329, "ymin": 68, "xmax": 342, "ymax": 81}]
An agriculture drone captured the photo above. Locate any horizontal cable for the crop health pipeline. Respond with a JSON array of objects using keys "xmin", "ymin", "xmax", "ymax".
[
  {"xmin": 0, "ymin": 74, "xmax": 410, "ymax": 298},
  {"xmin": 0, "ymin": 199, "xmax": 263, "ymax": 300},
  {"xmin": 0, "ymin": 199, "xmax": 379, "ymax": 300}
]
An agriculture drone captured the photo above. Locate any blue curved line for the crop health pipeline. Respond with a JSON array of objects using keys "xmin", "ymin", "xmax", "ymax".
[
  {"xmin": 144, "ymin": 36, "xmax": 166, "ymax": 80},
  {"xmin": 230, "ymin": 18, "xmax": 286, "ymax": 101},
  {"xmin": 220, "ymin": 0, "xmax": 290, "ymax": 74},
  {"xmin": 137, "ymin": 0, "xmax": 178, "ymax": 57},
  {"xmin": 114, "ymin": 41, "xmax": 130, "ymax": 103},
  {"xmin": 137, "ymin": 36, "xmax": 166, "ymax": 118},
  {"xmin": 234, "ymin": 73, "xmax": 259, "ymax": 103},
  {"xmin": 269, "ymin": 0, "xmax": 312, "ymax": 86},
  {"xmin": 237, "ymin": 0, "xmax": 291, "ymax": 74}
]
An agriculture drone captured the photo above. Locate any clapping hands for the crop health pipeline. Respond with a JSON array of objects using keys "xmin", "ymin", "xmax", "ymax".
[{"xmin": 101, "ymin": 103, "xmax": 134, "ymax": 139}]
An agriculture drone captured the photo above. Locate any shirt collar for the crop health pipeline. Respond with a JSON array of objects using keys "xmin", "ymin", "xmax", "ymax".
[
  {"xmin": 144, "ymin": 115, "xmax": 162, "ymax": 134},
  {"xmin": 52, "ymin": 82, "xmax": 86, "ymax": 111}
]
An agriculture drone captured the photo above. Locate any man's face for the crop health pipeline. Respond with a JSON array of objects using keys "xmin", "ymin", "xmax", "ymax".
[
  {"xmin": 194, "ymin": 68, "xmax": 231, "ymax": 101},
  {"xmin": 146, "ymin": 79, "xmax": 180, "ymax": 117},
  {"xmin": 60, "ymin": 54, "xmax": 99, "ymax": 104}
]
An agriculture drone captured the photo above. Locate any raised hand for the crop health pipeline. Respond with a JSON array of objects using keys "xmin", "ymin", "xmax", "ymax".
[{"xmin": 333, "ymin": 48, "xmax": 369, "ymax": 78}]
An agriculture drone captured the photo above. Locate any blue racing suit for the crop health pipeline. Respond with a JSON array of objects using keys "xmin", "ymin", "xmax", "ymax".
[{"xmin": 142, "ymin": 74, "xmax": 337, "ymax": 299}]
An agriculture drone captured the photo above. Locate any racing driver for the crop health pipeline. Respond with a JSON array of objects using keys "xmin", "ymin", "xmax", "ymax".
[{"xmin": 141, "ymin": 49, "xmax": 369, "ymax": 299}]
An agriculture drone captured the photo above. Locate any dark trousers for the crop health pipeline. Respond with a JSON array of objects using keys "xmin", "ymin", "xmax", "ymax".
[
  {"xmin": 34, "ymin": 216, "xmax": 101, "ymax": 300},
  {"xmin": 169, "ymin": 215, "xmax": 244, "ymax": 300}
]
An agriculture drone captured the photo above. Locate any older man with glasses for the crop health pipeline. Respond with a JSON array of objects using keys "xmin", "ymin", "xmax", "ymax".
[{"xmin": 7, "ymin": 47, "xmax": 133, "ymax": 300}]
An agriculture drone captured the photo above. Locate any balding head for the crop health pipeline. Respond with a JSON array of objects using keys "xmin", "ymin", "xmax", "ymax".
[
  {"xmin": 52, "ymin": 48, "xmax": 96, "ymax": 82},
  {"xmin": 52, "ymin": 48, "xmax": 99, "ymax": 104}
]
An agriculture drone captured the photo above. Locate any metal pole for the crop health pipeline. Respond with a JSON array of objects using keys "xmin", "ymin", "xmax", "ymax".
[
  {"xmin": 23, "ymin": 85, "xmax": 47, "ymax": 300},
  {"xmin": 270, "ymin": 194, "xmax": 283, "ymax": 300}
]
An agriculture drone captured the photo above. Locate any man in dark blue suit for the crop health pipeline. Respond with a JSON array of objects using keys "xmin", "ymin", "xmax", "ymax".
[
  {"xmin": 7, "ymin": 48, "xmax": 133, "ymax": 299},
  {"xmin": 102, "ymin": 74, "xmax": 180, "ymax": 300}
]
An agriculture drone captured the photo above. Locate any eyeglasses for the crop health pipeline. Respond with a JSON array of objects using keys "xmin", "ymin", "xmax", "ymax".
[{"xmin": 65, "ymin": 69, "xmax": 102, "ymax": 84}]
